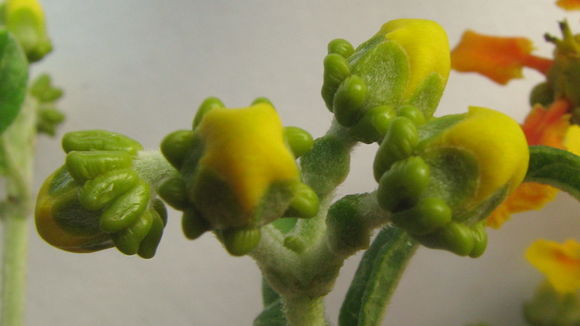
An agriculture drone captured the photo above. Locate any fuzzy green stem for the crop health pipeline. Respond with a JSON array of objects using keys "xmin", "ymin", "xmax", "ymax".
[
  {"xmin": 283, "ymin": 296, "xmax": 327, "ymax": 326},
  {"xmin": 0, "ymin": 96, "xmax": 38, "ymax": 326}
]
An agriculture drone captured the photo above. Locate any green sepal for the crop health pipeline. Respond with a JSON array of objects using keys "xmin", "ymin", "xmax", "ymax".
[
  {"xmin": 377, "ymin": 156, "xmax": 430, "ymax": 212},
  {"xmin": 112, "ymin": 209, "xmax": 154, "ymax": 255},
  {"xmin": 137, "ymin": 211, "xmax": 165, "ymax": 259},
  {"xmin": 78, "ymin": 168, "xmax": 138, "ymax": 211},
  {"xmin": 284, "ymin": 126, "xmax": 313, "ymax": 158},
  {"xmin": 391, "ymin": 197, "xmax": 451, "ymax": 236},
  {"xmin": 62, "ymin": 130, "xmax": 143, "ymax": 155},
  {"xmin": 181, "ymin": 208, "xmax": 209, "ymax": 240},
  {"xmin": 333, "ymin": 74, "xmax": 368, "ymax": 126},
  {"xmin": 403, "ymin": 72, "xmax": 446, "ymax": 119},
  {"xmin": 421, "ymin": 147, "xmax": 479, "ymax": 210},
  {"xmin": 160, "ymin": 129, "xmax": 195, "ymax": 169},
  {"xmin": 221, "ymin": 227, "xmax": 261, "ymax": 256},
  {"xmin": 525, "ymin": 145, "xmax": 580, "ymax": 200},
  {"xmin": 65, "ymin": 150, "xmax": 133, "ymax": 183},
  {"xmin": 529, "ymin": 82, "xmax": 554, "ymax": 107},
  {"xmin": 322, "ymin": 53, "xmax": 351, "ymax": 111},
  {"xmin": 415, "ymin": 113, "xmax": 465, "ymax": 151},
  {"xmin": 193, "ymin": 96, "xmax": 224, "ymax": 128},
  {"xmin": 373, "ymin": 117, "xmax": 418, "ymax": 181},
  {"xmin": 158, "ymin": 175, "xmax": 188, "ymax": 210},
  {"xmin": 523, "ymin": 282, "xmax": 580, "ymax": 326},
  {"xmin": 0, "ymin": 28, "xmax": 28, "ymax": 135},
  {"xmin": 338, "ymin": 225, "xmax": 417, "ymax": 326},
  {"xmin": 99, "ymin": 180, "xmax": 150, "ymax": 233},
  {"xmin": 349, "ymin": 40, "xmax": 409, "ymax": 109},
  {"xmin": 349, "ymin": 105, "xmax": 396, "ymax": 144},
  {"xmin": 328, "ymin": 38, "xmax": 354, "ymax": 58}
]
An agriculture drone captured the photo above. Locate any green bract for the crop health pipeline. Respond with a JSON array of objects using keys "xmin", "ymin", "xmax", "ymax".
[
  {"xmin": 35, "ymin": 130, "xmax": 168, "ymax": 258},
  {"xmin": 159, "ymin": 97, "xmax": 318, "ymax": 256}
]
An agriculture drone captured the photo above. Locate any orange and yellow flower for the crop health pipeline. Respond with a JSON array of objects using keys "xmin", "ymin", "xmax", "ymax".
[
  {"xmin": 451, "ymin": 30, "xmax": 552, "ymax": 84},
  {"xmin": 451, "ymin": 25, "xmax": 578, "ymax": 228},
  {"xmin": 525, "ymin": 239, "xmax": 580, "ymax": 294},
  {"xmin": 557, "ymin": 0, "xmax": 580, "ymax": 10}
]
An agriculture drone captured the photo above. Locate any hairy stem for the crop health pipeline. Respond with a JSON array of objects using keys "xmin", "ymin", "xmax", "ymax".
[
  {"xmin": 1, "ymin": 96, "xmax": 38, "ymax": 326},
  {"xmin": 283, "ymin": 296, "xmax": 327, "ymax": 326}
]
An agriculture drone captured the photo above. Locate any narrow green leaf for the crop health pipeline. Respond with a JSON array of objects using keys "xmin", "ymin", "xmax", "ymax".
[
  {"xmin": 0, "ymin": 29, "xmax": 29, "ymax": 134},
  {"xmin": 261, "ymin": 278, "xmax": 281, "ymax": 307},
  {"xmin": 339, "ymin": 225, "xmax": 417, "ymax": 326},
  {"xmin": 525, "ymin": 146, "xmax": 580, "ymax": 200}
]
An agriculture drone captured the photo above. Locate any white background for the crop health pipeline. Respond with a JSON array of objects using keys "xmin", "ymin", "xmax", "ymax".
[{"xmin": 13, "ymin": 0, "xmax": 579, "ymax": 325}]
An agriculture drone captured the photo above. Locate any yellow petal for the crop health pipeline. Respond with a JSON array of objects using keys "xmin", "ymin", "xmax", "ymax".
[
  {"xmin": 451, "ymin": 30, "xmax": 552, "ymax": 84},
  {"xmin": 438, "ymin": 106, "xmax": 529, "ymax": 202},
  {"xmin": 525, "ymin": 239, "xmax": 580, "ymax": 294},
  {"xmin": 565, "ymin": 125, "xmax": 580, "ymax": 155},
  {"xmin": 377, "ymin": 19, "xmax": 450, "ymax": 99},
  {"xmin": 198, "ymin": 103, "xmax": 299, "ymax": 213}
]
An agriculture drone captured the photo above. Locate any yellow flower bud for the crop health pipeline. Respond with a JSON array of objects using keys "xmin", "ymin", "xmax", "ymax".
[
  {"xmin": 376, "ymin": 19, "xmax": 451, "ymax": 100},
  {"xmin": 435, "ymin": 106, "xmax": 529, "ymax": 202},
  {"xmin": 197, "ymin": 103, "xmax": 299, "ymax": 213},
  {"xmin": 5, "ymin": 0, "xmax": 52, "ymax": 62}
]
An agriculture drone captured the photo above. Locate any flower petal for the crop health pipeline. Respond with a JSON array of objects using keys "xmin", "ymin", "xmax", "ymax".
[
  {"xmin": 451, "ymin": 30, "xmax": 552, "ymax": 84},
  {"xmin": 525, "ymin": 239, "xmax": 580, "ymax": 294},
  {"xmin": 486, "ymin": 182, "xmax": 558, "ymax": 228},
  {"xmin": 557, "ymin": 0, "xmax": 580, "ymax": 10},
  {"xmin": 564, "ymin": 125, "xmax": 580, "ymax": 155},
  {"xmin": 522, "ymin": 100, "xmax": 570, "ymax": 147}
]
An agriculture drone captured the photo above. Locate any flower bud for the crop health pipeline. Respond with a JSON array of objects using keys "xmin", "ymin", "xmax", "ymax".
[
  {"xmin": 4, "ymin": 0, "xmax": 52, "ymax": 62},
  {"xmin": 159, "ymin": 98, "xmax": 319, "ymax": 256},
  {"xmin": 35, "ymin": 130, "xmax": 167, "ymax": 258},
  {"xmin": 321, "ymin": 18, "xmax": 450, "ymax": 133}
]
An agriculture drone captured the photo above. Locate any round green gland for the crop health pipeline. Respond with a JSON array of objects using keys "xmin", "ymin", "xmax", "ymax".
[
  {"xmin": 350, "ymin": 105, "xmax": 396, "ymax": 144},
  {"xmin": 221, "ymin": 227, "xmax": 262, "ymax": 257},
  {"xmin": 373, "ymin": 117, "xmax": 418, "ymax": 181},
  {"xmin": 193, "ymin": 97, "xmax": 225, "ymax": 128},
  {"xmin": 333, "ymin": 74, "xmax": 368, "ymax": 126},
  {"xmin": 284, "ymin": 126, "xmax": 314, "ymax": 158},
  {"xmin": 327, "ymin": 38, "xmax": 354, "ymax": 58},
  {"xmin": 391, "ymin": 197, "xmax": 451, "ymax": 236},
  {"xmin": 377, "ymin": 156, "xmax": 430, "ymax": 212},
  {"xmin": 322, "ymin": 53, "xmax": 351, "ymax": 110},
  {"xmin": 62, "ymin": 130, "xmax": 143, "ymax": 155}
]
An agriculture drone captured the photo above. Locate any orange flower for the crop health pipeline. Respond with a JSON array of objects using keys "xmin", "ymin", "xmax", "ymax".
[
  {"xmin": 451, "ymin": 30, "xmax": 552, "ymax": 84},
  {"xmin": 525, "ymin": 239, "xmax": 580, "ymax": 294},
  {"xmin": 487, "ymin": 100, "xmax": 571, "ymax": 228},
  {"xmin": 557, "ymin": 0, "xmax": 580, "ymax": 10}
]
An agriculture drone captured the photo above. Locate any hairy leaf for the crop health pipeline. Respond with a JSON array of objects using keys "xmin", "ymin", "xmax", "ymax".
[
  {"xmin": 0, "ymin": 28, "xmax": 29, "ymax": 134},
  {"xmin": 339, "ymin": 225, "xmax": 417, "ymax": 326},
  {"xmin": 525, "ymin": 146, "xmax": 580, "ymax": 200}
]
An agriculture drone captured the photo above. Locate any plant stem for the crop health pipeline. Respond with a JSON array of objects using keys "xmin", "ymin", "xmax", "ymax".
[
  {"xmin": 0, "ymin": 96, "xmax": 38, "ymax": 326},
  {"xmin": 283, "ymin": 296, "xmax": 327, "ymax": 326}
]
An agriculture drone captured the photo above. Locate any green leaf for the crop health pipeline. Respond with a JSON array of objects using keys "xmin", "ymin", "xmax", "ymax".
[
  {"xmin": 339, "ymin": 225, "xmax": 417, "ymax": 326},
  {"xmin": 525, "ymin": 146, "xmax": 580, "ymax": 200},
  {"xmin": 0, "ymin": 28, "xmax": 29, "ymax": 134}
]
